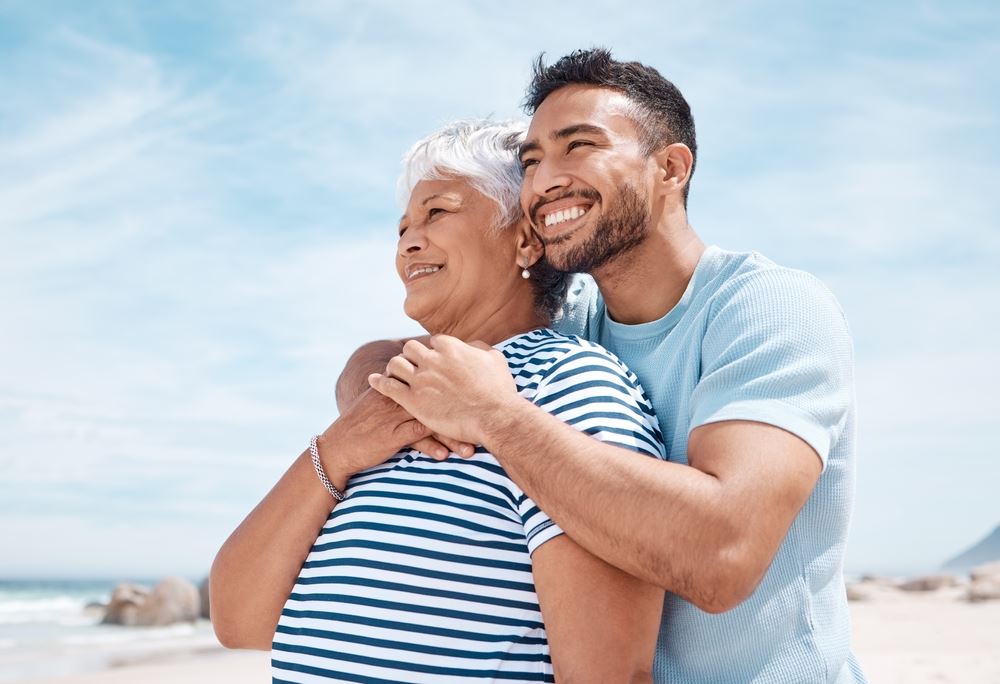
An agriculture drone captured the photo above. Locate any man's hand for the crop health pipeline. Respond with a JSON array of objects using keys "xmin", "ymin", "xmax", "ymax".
[
  {"xmin": 318, "ymin": 388, "xmax": 434, "ymax": 486},
  {"xmin": 368, "ymin": 335, "xmax": 520, "ymax": 446}
]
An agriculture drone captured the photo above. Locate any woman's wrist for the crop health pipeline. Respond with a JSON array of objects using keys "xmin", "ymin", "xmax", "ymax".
[{"xmin": 315, "ymin": 430, "xmax": 351, "ymax": 492}]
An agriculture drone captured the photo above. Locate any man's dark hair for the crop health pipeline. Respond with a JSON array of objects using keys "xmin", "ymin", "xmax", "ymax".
[{"xmin": 524, "ymin": 48, "xmax": 697, "ymax": 205}]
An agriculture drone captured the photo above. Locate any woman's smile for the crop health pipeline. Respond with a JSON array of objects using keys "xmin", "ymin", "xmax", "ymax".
[{"xmin": 404, "ymin": 262, "xmax": 445, "ymax": 285}]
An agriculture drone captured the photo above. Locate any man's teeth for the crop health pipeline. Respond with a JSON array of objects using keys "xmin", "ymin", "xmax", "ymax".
[
  {"xmin": 408, "ymin": 266, "xmax": 441, "ymax": 279},
  {"xmin": 543, "ymin": 206, "xmax": 588, "ymax": 227}
]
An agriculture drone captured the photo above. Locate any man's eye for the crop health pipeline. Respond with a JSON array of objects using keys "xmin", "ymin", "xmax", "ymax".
[{"xmin": 568, "ymin": 140, "xmax": 593, "ymax": 151}]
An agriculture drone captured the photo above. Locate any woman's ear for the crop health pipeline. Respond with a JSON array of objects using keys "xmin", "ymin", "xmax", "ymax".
[{"xmin": 513, "ymin": 217, "xmax": 545, "ymax": 268}]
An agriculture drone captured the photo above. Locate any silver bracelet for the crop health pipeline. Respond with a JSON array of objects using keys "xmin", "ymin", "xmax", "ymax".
[{"xmin": 309, "ymin": 435, "xmax": 346, "ymax": 502}]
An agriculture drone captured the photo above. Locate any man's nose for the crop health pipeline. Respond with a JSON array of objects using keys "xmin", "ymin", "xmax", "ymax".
[{"xmin": 530, "ymin": 157, "xmax": 571, "ymax": 197}]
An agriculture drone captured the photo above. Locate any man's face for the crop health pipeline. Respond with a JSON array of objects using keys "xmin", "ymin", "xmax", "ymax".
[{"xmin": 519, "ymin": 85, "xmax": 654, "ymax": 275}]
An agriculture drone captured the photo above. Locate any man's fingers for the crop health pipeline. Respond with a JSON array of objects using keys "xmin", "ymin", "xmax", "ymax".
[
  {"xmin": 385, "ymin": 355, "xmax": 416, "ymax": 384},
  {"xmin": 428, "ymin": 334, "xmax": 460, "ymax": 350},
  {"xmin": 401, "ymin": 339, "xmax": 432, "ymax": 363},
  {"xmin": 411, "ymin": 436, "xmax": 450, "ymax": 461},
  {"xmin": 435, "ymin": 435, "xmax": 476, "ymax": 458}
]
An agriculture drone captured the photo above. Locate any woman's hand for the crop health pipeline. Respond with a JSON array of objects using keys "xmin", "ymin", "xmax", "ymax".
[{"xmin": 318, "ymin": 388, "xmax": 435, "ymax": 486}]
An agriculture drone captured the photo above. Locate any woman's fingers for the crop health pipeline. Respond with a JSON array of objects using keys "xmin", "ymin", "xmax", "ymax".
[
  {"xmin": 410, "ymin": 435, "xmax": 476, "ymax": 460},
  {"xmin": 411, "ymin": 436, "xmax": 450, "ymax": 461},
  {"xmin": 435, "ymin": 435, "xmax": 476, "ymax": 458}
]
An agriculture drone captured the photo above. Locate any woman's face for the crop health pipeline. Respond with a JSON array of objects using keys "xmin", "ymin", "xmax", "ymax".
[{"xmin": 396, "ymin": 177, "xmax": 519, "ymax": 328}]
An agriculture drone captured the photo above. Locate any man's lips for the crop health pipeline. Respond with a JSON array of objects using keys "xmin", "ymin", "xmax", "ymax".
[
  {"xmin": 530, "ymin": 191, "xmax": 600, "ymax": 229},
  {"xmin": 541, "ymin": 203, "xmax": 590, "ymax": 228}
]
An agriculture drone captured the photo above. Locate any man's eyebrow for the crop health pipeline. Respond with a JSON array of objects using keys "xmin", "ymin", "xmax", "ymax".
[
  {"xmin": 518, "ymin": 140, "xmax": 540, "ymax": 159},
  {"xmin": 519, "ymin": 124, "xmax": 610, "ymax": 159},
  {"xmin": 553, "ymin": 123, "xmax": 608, "ymax": 140}
]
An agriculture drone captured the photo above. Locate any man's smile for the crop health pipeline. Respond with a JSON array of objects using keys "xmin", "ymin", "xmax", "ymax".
[{"xmin": 532, "ymin": 195, "xmax": 598, "ymax": 238}]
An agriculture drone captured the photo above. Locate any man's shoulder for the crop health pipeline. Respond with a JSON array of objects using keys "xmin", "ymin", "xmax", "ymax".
[
  {"xmin": 552, "ymin": 275, "xmax": 602, "ymax": 336},
  {"xmin": 704, "ymin": 248, "xmax": 846, "ymax": 323}
]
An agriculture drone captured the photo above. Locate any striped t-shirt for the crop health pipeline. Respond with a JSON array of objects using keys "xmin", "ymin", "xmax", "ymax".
[{"xmin": 272, "ymin": 329, "xmax": 664, "ymax": 683}]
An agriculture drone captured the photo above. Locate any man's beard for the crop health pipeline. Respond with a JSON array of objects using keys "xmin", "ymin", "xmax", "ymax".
[{"xmin": 542, "ymin": 183, "xmax": 651, "ymax": 275}]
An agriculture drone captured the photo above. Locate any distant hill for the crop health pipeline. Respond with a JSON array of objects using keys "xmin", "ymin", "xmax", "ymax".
[{"xmin": 942, "ymin": 524, "xmax": 1000, "ymax": 573}]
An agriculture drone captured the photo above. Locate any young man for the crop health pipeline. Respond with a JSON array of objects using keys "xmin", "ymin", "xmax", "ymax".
[{"xmin": 361, "ymin": 50, "xmax": 865, "ymax": 682}]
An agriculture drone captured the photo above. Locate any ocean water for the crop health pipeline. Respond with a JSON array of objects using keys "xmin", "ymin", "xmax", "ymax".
[{"xmin": 0, "ymin": 579, "xmax": 221, "ymax": 682}]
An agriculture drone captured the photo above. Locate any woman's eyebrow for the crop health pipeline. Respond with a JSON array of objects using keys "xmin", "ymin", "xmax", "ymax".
[{"xmin": 421, "ymin": 193, "xmax": 462, "ymax": 206}]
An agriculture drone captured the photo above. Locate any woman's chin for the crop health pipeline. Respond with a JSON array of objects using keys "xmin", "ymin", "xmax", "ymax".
[{"xmin": 402, "ymin": 298, "xmax": 430, "ymax": 326}]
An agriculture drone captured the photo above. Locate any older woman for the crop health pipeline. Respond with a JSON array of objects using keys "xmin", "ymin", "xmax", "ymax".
[{"xmin": 211, "ymin": 120, "xmax": 666, "ymax": 682}]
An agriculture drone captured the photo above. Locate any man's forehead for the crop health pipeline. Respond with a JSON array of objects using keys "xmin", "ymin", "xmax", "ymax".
[{"xmin": 526, "ymin": 85, "xmax": 635, "ymax": 136}]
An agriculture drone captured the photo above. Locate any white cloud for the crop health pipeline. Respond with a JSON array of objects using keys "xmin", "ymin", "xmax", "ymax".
[{"xmin": 0, "ymin": 1, "xmax": 997, "ymax": 578}]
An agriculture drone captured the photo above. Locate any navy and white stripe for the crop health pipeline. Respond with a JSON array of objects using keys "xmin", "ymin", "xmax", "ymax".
[{"xmin": 272, "ymin": 329, "xmax": 664, "ymax": 683}]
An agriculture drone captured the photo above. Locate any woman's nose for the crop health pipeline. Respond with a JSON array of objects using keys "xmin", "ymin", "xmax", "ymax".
[{"xmin": 398, "ymin": 228, "xmax": 427, "ymax": 256}]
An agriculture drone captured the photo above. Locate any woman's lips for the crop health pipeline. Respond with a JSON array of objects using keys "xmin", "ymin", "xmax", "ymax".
[{"xmin": 404, "ymin": 264, "xmax": 444, "ymax": 284}]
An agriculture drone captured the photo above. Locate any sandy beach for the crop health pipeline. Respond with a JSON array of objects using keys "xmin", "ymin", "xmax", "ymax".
[{"xmin": 21, "ymin": 588, "xmax": 1000, "ymax": 684}]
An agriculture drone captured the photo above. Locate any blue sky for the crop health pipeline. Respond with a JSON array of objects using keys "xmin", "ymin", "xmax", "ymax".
[{"xmin": 1, "ymin": 1, "xmax": 997, "ymax": 579}]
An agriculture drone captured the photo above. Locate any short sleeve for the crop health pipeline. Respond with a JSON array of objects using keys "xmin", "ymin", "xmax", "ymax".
[
  {"xmin": 689, "ymin": 269, "xmax": 854, "ymax": 468},
  {"xmin": 518, "ymin": 494, "xmax": 563, "ymax": 556},
  {"xmin": 519, "ymin": 340, "xmax": 666, "ymax": 556}
]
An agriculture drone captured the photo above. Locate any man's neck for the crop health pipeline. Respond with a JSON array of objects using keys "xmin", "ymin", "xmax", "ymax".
[{"xmin": 593, "ymin": 217, "xmax": 705, "ymax": 325}]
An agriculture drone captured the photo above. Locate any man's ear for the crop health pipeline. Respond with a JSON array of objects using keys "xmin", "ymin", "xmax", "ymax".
[
  {"xmin": 653, "ymin": 142, "xmax": 694, "ymax": 199},
  {"xmin": 513, "ymin": 217, "xmax": 545, "ymax": 268}
]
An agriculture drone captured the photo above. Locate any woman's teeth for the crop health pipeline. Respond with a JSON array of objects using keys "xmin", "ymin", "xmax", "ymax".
[
  {"xmin": 544, "ymin": 205, "xmax": 588, "ymax": 227},
  {"xmin": 408, "ymin": 266, "xmax": 441, "ymax": 279}
]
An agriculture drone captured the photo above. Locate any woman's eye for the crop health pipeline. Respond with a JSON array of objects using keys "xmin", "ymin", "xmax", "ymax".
[
  {"xmin": 520, "ymin": 158, "xmax": 539, "ymax": 169},
  {"xmin": 428, "ymin": 207, "xmax": 445, "ymax": 219}
]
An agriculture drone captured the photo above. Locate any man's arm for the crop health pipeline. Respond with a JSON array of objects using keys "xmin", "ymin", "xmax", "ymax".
[
  {"xmin": 336, "ymin": 339, "xmax": 407, "ymax": 412},
  {"xmin": 374, "ymin": 347, "xmax": 818, "ymax": 611},
  {"xmin": 487, "ymin": 404, "xmax": 819, "ymax": 612},
  {"xmin": 369, "ymin": 314, "xmax": 837, "ymax": 612},
  {"xmin": 369, "ymin": 273, "xmax": 851, "ymax": 612}
]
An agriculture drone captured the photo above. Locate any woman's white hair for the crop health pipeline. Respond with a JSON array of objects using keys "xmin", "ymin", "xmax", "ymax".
[{"xmin": 397, "ymin": 119, "xmax": 528, "ymax": 231}]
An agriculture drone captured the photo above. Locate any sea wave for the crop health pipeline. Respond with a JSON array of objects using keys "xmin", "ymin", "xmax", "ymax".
[
  {"xmin": 59, "ymin": 622, "xmax": 199, "ymax": 646},
  {"xmin": 0, "ymin": 596, "xmax": 96, "ymax": 625}
]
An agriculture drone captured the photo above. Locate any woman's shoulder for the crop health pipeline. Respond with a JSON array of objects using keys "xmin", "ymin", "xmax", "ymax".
[
  {"xmin": 500, "ymin": 328, "xmax": 641, "ymax": 390},
  {"xmin": 497, "ymin": 327, "xmax": 611, "ymax": 364}
]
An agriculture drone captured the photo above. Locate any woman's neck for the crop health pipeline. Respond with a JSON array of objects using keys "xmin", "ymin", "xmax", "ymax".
[{"xmin": 421, "ymin": 295, "xmax": 549, "ymax": 347}]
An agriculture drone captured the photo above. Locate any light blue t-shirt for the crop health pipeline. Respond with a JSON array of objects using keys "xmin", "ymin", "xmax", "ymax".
[{"xmin": 555, "ymin": 245, "xmax": 866, "ymax": 683}]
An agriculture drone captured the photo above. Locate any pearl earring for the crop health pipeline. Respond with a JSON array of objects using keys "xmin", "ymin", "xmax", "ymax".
[{"xmin": 521, "ymin": 259, "xmax": 530, "ymax": 279}]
